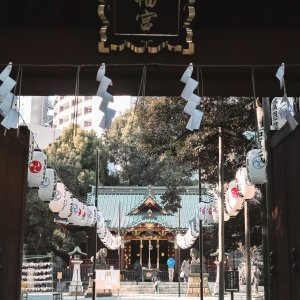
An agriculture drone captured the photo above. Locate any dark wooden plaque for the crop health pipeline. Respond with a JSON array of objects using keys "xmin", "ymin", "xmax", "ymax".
[{"xmin": 98, "ymin": 0, "xmax": 195, "ymax": 54}]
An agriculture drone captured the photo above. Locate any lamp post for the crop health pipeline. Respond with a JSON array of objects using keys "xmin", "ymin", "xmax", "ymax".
[
  {"xmin": 199, "ymin": 165, "xmax": 204, "ymax": 300},
  {"xmin": 92, "ymin": 149, "xmax": 99, "ymax": 300},
  {"xmin": 218, "ymin": 127, "xmax": 225, "ymax": 300}
]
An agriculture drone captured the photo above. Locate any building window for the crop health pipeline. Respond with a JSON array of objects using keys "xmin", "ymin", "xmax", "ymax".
[
  {"xmin": 84, "ymin": 107, "xmax": 92, "ymax": 114},
  {"xmin": 84, "ymin": 120, "xmax": 92, "ymax": 127}
]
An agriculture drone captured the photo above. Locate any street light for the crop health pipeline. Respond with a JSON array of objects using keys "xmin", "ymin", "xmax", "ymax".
[{"xmin": 92, "ymin": 149, "xmax": 99, "ymax": 300}]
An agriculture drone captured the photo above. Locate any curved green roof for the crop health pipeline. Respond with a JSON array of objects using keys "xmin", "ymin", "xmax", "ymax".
[{"xmin": 86, "ymin": 186, "xmax": 208, "ymax": 230}]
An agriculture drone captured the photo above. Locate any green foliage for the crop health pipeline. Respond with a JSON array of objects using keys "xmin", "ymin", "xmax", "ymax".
[
  {"xmin": 24, "ymin": 190, "xmax": 56, "ymax": 255},
  {"xmin": 105, "ymin": 96, "xmax": 261, "ymax": 248},
  {"xmin": 133, "ymin": 96, "xmax": 256, "ymax": 183},
  {"xmin": 25, "ymin": 125, "xmax": 114, "ymax": 259},
  {"xmin": 45, "ymin": 125, "xmax": 112, "ymax": 198}
]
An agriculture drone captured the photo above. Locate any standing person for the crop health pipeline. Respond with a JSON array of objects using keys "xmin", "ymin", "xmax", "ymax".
[
  {"xmin": 152, "ymin": 271, "xmax": 161, "ymax": 294},
  {"xmin": 167, "ymin": 256, "xmax": 176, "ymax": 282},
  {"xmin": 133, "ymin": 259, "xmax": 142, "ymax": 285},
  {"xmin": 181, "ymin": 258, "xmax": 190, "ymax": 282},
  {"xmin": 251, "ymin": 266, "xmax": 261, "ymax": 295}
]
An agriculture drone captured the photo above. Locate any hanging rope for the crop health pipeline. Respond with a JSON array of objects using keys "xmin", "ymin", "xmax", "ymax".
[
  {"xmin": 129, "ymin": 65, "xmax": 146, "ymax": 135},
  {"xmin": 251, "ymin": 67, "xmax": 260, "ymax": 148},
  {"xmin": 72, "ymin": 66, "xmax": 81, "ymax": 137}
]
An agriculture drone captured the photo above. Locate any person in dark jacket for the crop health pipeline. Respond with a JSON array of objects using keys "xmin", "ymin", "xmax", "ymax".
[
  {"xmin": 133, "ymin": 260, "xmax": 142, "ymax": 285},
  {"xmin": 152, "ymin": 272, "xmax": 161, "ymax": 294}
]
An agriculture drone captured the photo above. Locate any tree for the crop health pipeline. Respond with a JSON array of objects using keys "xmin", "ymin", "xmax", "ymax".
[
  {"xmin": 24, "ymin": 125, "xmax": 116, "ymax": 260},
  {"xmin": 134, "ymin": 96, "xmax": 256, "ymax": 183},
  {"xmin": 105, "ymin": 96, "xmax": 262, "ymax": 247},
  {"xmin": 104, "ymin": 109, "xmax": 194, "ymax": 190},
  {"xmin": 45, "ymin": 125, "xmax": 113, "ymax": 197}
]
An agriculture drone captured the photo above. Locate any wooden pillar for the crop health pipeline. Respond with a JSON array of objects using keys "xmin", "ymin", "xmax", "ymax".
[
  {"xmin": 120, "ymin": 237, "xmax": 125, "ymax": 270},
  {"xmin": 174, "ymin": 240, "xmax": 179, "ymax": 273},
  {"xmin": 140, "ymin": 240, "xmax": 143, "ymax": 266}
]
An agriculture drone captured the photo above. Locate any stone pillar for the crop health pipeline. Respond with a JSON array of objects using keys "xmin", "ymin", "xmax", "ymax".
[
  {"xmin": 69, "ymin": 259, "xmax": 83, "ymax": 295},
  {"xmin": 156, "ymin": 240, "xmax": 160, "ymax": 269}
]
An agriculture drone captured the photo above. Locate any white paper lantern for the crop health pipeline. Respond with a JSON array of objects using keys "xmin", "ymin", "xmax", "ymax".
[
  {"xmin": 96, "ymin": 210, "xmax": 105, "ymax": 230},
  {"xmin": 211, "ymin": 200, "xmax": 230, "ymax": 223},
  {"xmin": 71, "ymin": 201, "xmax": 84, "ymax": 226},
  {"xmin": 98, "ymin": 227, "xmax": 108, "ymax": 239},
  {"xmin": 58, "ymin": 191, "xmax": 73, "ymax": 219},
  {"xmin": 49, "ymin": 181, "xmax": 66, "ymax": 213},
  {"xmin": 258, "ymin": 127, "xmax": 266, "ymax": 162},
  {"xmin": 28, "ymin": 149, "xmax": 47, "ymax": 188},
  {"xmin": 38, "ymin": 168, "xmax": 57, "ymax": 203},
  {"xmin": 198, "ymin": 202, "xmax": 208, "ymax": 221},
  {"xmin": 271, "ymin": 97, "xmax": 295, "ymax": 130},
  {"xmin": 225, "ymin": 190, "xmax": 239, "ymax": 217},
  {"xmin": 86, "ymin": 205, "xmax": 97, "ymax": 227},
  {"xmin": 236, "ymin": 167, "xmax": 255, "ymax": 200},
  {"xmin": 227, "ymin": 181, "xmax": 244, "ymax": 211},
  {"xmin": 246, "ymin": 149, "xmax": 267, "ymax": 184},
  {"xmin": 190, "ymin": 220, "xmax": 199, "ymax": 238},
  {"xmin": 203, "ymin": 202, "xmax": 214, "ymax": 225},
  {"xmin": 80, "ymin": 204, "xmax": 88, "ymax": 227},
  {"xmin": 28, "ymin": 131, "xmax": 35, "ymax": 163},
  {"xmin": 67, "ymin": 198, "xmax": 80, "ymax": 224}
]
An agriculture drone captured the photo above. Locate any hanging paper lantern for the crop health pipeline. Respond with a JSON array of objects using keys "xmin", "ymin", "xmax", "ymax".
[
  {"xmin": 28, "ymin": 131, "xmax": 35, "ymax": 164},
  {"xmin": 190, "ymin": 219, "xmax": 199, "ymax": 238},
  {"xmin": 96, "ymin": 210, "xmax": 105, "ymax": 230},
  {"xmin": 28, "ymin": 149, "xmax": 47, "ymax": 188},
  {"xmin": 98, "ymin": 227, "xmax": 109, "ymax": 239},
  {"xmin": 67, "ymin": 198, "xmax": 80, "ymax": 224},
  {"xmin": 198, "ymin": 202, "xmax": 205, "ymax": 221},
  {"xmin": 71, "ymin": 201, "xmax": 84, "ymax": 226},
  {"xmin": 203, "ymin": 202, "xmax": 214, "ymax": 225},
  {"xmin": 227, "ymin": 181, "xmax": 244, "ymax": 211},
  {"xmin": 258, "ymin": 127, "xmax": 266, "ymax": 162},
  {"xmin": 246, "ymin": 149, "xmax": 267, "ymax": 184},
  {"xmin": 225, "ymin": 190, "xmax": 239, "ymax": 217},
  {"xmin": 86, "ymin": 206, "xmax": 97, "ymax": 227},
  {"xmin": 271, "ymin": 97, "xmax": 295, "ymax": 130},
  {"xmin": 38, "ymin": 168, "xmax": 57, "ymax": 203},
  {"xmin": 235, "ymin": 167, "xmax": 255, "ymax": 200},
  {"xmin": 49, "ymin": 181, "xmax": 66, "ymax": 213},
  {"xmin": 80, "ymin": 204, "xmax": 88, "ymax": 227},
  {"xmin": 58, "ymin": 191, "xmax": 73, "ymax": 219},
  {"xmin": 212, "ymin": 200, "xmax": 230, "ymax": 223}
]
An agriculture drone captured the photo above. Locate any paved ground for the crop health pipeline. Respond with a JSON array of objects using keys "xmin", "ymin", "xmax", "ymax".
[{"xmin": 22, "ymin": 293, "xmax": 264, "ymax": 300}]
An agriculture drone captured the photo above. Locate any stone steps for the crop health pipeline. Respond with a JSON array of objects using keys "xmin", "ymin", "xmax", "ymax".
[{"xmin": 118, "ymin": 282, "xmax": 188, "ymax": 295}]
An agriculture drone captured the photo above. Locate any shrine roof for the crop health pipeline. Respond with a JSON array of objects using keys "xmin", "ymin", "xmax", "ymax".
[{"xmin": 86, "ymin": 185, "xmax": 212, "ymax": 230}]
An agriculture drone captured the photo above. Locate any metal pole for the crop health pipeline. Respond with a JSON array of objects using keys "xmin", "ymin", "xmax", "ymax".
[
  {"xmin": 245, "ymin": 200, "xmax": 252, "ymax": 300},
  {"xmin": 92, "ymin": 149, "xmax": 99, "ymax": 300},
  {"xmin": 199, "ymin": 165, "xmax": 204, "ymax": 300},
  {"xmin": 178, "ymin": 208, "xmax": 181, "ymax": 297},
  {"xmin": 118, "ymin": 199, "xmax": 121, "ymax": 270},
  {"xmin": 218, "ymin": 127, "xmax": 225, "ymax": 300}
]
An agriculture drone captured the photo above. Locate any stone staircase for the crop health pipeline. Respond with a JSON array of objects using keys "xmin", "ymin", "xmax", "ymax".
[{"xmin": 118, "ymin": 281, "xmax": 188, "ymax": 295}]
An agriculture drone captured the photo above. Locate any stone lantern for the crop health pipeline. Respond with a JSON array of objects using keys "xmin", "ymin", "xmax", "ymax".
[{"xmin": 68, "ymin": 246, "xmax": 87, "ymax": 295}]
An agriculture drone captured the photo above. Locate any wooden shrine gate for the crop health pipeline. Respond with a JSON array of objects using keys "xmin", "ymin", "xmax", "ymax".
[{"xmin": 263, "ymin": 99, "xmax": 300, "ymax": 300}]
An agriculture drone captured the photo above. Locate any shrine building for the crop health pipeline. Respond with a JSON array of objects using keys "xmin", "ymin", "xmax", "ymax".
[{"xmin": 86, "ymin": 185, "xmax": 207, "ymax": 273}]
